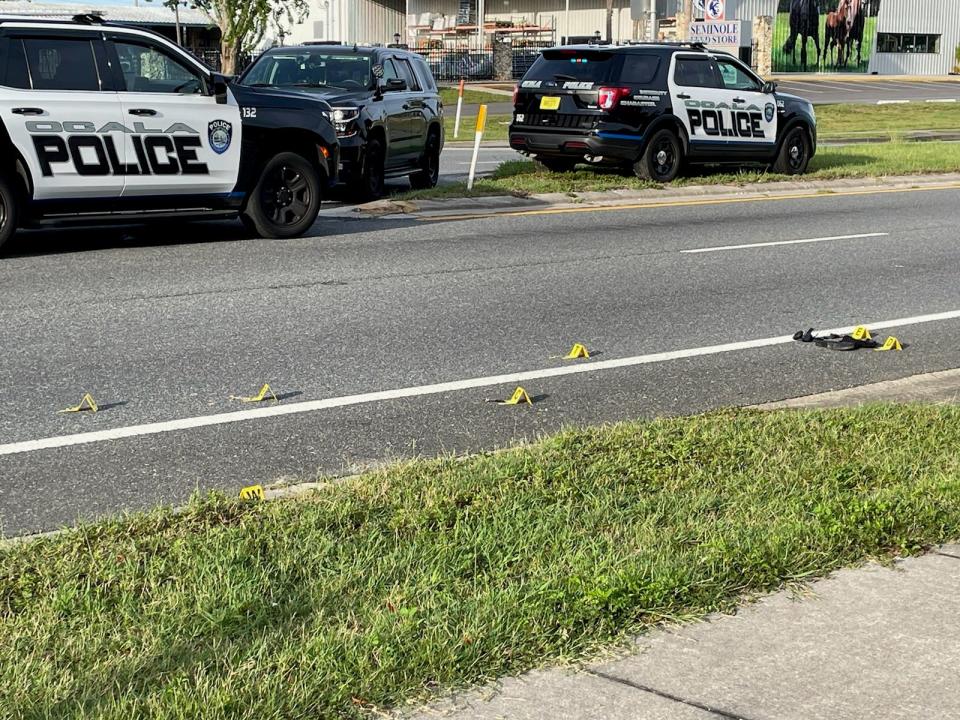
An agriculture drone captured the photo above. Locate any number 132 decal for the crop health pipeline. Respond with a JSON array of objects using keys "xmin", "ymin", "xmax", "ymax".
[{"xmin": 242, "ymin": 107, "xmax": 257, "ymax": 118}]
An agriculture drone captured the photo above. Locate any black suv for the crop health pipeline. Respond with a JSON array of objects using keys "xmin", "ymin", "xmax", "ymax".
[
  {"xmin": 238, "ymin": 44, "xmax": 443, "ymax": 199},
  {"xmin": 509, "ymin": 43, "xmax": 816, "ymax": 181}
]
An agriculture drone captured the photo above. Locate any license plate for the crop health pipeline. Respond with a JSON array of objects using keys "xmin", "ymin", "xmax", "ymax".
[{"xmin": 539, "ymin": 96, "xmax": 561, "ymax": 111}]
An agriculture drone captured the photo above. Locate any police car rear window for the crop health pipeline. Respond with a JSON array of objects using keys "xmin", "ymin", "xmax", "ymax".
[
  {"xmin": 620, "ymin": 54, "xmax": 660, "ymax": 85},
  {"xmin": 523, "ymin": 51, "xmax": 616, "ymax": 84}
]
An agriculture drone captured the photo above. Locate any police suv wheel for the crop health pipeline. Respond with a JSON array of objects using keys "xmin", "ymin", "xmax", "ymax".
[
  {"xmin": 244, "ymin": 152, "xmax": 322, "ymax": 239},
  {"xmin": 410, "ymin": 130, "xmax": 441, "ymax": 190},
  {"xmin": 354, "ymin": 138, "xmax": 386, "ymax": 201},
  {"xmin": 0, "ymin": 173, "xmax": 19, "ymax": 250},
  {"xmin": 773, "ymin": 128, "xmax": 811, "ymax": 175},
  {"xmin": 634, "ymin": 130, "xmax": 681, "ymax": 182}
]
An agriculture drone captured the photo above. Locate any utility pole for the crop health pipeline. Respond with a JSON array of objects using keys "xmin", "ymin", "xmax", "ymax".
[
  {"xmin": 681, "ymin": 0, "xmax": 693, "ymax": 40},
  {"xmin": 564, "ymin": 0, "xmax": 570, "ymax": 44},
  {"xmin": 605, "ymin": 0, "xmax": 613, "ymax": 43}
]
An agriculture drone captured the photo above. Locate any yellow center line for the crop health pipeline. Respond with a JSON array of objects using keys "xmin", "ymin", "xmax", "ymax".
[{"xmin": 419, "ymin": 182, "xmax": 960, "ymax": 223}]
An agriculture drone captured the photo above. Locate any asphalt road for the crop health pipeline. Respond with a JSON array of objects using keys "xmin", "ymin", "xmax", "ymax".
[
  {"xmin": 3, "ymin": 185, "xmax": 960, "ymax": 535},
  {"xmin": 462, "ymin": 79, "xmax": 960, "ymax": 115}
]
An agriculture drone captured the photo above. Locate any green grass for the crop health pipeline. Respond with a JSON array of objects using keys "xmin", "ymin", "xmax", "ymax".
[
  {"xmin": 403, "ymin": 141, "xmax": 960, "ymax": 200},
  {"xmin": 438, "ymin": 86, "xmax": 510, "ymax": 107},
  {"xmin": 816, "ymin": 103, "xmax": 960, "ymax": 138},
  {"xmin": 4, "ymin": 405, "xmax": 960, "ymax": 718}
]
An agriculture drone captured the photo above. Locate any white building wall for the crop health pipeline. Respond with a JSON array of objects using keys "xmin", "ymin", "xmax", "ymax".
[
  {"xmin": 287, "ymin": 0, "xmax": 404, "ymax": 46},
  {"xmin": 868, "ymin": 0, "xmax": 960, "ymax": 74},
  {"xmin": 406, "ymin": 0, "xmax": 635, "ymax": 45}
]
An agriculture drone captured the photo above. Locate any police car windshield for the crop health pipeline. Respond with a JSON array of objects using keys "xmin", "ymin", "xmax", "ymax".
[
  {"xmin": 241, "ymin": 53, "xmax": 373, "ymax": 90},
  {"xmin": 524, "ymin": 51, "xmax": 617, "ymax": 84}
]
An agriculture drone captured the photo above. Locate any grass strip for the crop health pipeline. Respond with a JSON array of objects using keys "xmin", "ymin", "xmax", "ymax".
[
  {"xmin": 404, "ymin": 141, "xmax": 960, "ymax": 199},
  {"xmin": 438, "ymin": 86, "xmax": 511, "ymax": 108},
  {"xmin": 3, "ymin": 405, "xmax": 960, "ymax": 718},
  {"xmin": 445, "ymin": 103, "xmax": 960, "ymax": 146}
]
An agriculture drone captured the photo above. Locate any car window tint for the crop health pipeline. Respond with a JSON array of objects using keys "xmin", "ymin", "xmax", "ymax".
[
  {"xmin": 380, "ymin": 58, "xmax": 400, "ymax": 82},
  {"xmin": 620, "ymin": 55, "xmax": 659, "ymax": 85},
  {"xmin": 396, "ymin": 58, "xmax": 420, "ymax": 90},
  {"xmin": 716, "ymin": 59, "xmax": 760, "ymax": 91},
  {"xmin": 524, "ymin": 51, "xmax": 617, "ymax": 84},
  {"xmin": 114, "ymin": 41, "xmax": 203, "ymax": 93},
  {"xmin": 4, "ymin": 39, "xmax": 31, "ymax": 89},
  {"xmin": 21, "ymin": 37, "xmax": 100, "ymax": 91},
  {"xmin": 674, "ymin": 57, "xmax": 720, "ymax": 88},
  {"xmin": 412, "ymin": 56, "xmax": 437, "ymax": 91}
]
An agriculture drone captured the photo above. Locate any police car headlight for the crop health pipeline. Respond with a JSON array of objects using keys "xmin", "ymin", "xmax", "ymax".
[{"xmin": 331, "ymin": 107, "xmax": 360, "ymax": 137}]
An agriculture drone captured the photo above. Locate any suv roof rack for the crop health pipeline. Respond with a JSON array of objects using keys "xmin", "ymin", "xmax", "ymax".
[{"xmin": 72, "ymin": 13, "xmax": 107, "ymax": 25}]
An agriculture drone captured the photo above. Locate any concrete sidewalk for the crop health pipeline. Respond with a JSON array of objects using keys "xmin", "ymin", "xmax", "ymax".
[{"xmin": 408, "ymin": 547, "xmax": 960, "ymax": 719}]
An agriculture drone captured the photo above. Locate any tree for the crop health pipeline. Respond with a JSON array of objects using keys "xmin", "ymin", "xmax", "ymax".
[{"xmin": 193, "ymin": 0, "xmax": 308, "ymax": 75}]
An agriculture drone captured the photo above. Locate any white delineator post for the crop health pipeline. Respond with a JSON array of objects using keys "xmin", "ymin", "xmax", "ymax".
[
  {"xmin": 453, "ymin": 78, "xmax": 464, "ymax": 139},
  {"xmin": 467, "ymin": 104, "xmax": 487, "ymax": 191}
]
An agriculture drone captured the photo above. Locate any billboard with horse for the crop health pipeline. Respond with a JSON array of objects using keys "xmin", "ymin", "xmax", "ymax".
[{"xmin": 772, "ymin": 0, "xmax": 881, "ymax": 72}]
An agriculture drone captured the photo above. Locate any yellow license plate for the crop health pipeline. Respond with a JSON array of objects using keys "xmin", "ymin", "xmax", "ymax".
[{"xmin": 539, "ymin": 96, "xmax": 561, "ymax": 111}]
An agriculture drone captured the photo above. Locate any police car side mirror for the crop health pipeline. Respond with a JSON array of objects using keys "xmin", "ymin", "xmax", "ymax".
[
  {"xmin": 212, "ymin": 73, "xmax": 230, "ymax": 104},
  {"xmin": 761, "ymin": 81, "xmax": 776, "ymax": 94}
]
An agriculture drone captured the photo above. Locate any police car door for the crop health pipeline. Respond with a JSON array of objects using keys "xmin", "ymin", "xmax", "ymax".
[
  {"xmin": 713, "ymin": 56, "xmax": 777, "ymax": 148},
  {"xmin": 668, "ymin": 54, "xmax": 728, "ymax": 156},
  {"xmin": 0, "ymin": 29, "xmax": 125, "ymax": 200},
  {"xmin": 107, "ymin": 31, "xmax": 241, "ymax": 197}
]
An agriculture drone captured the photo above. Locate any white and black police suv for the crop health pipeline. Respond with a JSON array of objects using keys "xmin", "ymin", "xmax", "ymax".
[
  {"xmin": 0, "ymin": 14, "xmax": 340, "ymax": 249},
  {"xmin": 510, "ymin": 43, "xmax": 817, "ymax": 182}
]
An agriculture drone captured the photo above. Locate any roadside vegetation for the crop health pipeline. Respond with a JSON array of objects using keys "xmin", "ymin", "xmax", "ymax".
[
  {"xmin": 445, "ymin": 102, "xmax": 960, "ymax": 146},
  {"xmin": 4, "ymin": 405, "xmax": 960, "ymax": 718},
  {"xmin": 403, "ymin": 141, "xmax": 960, "ymax": 199},
  {"xmin": 438, "ymin": 86, "xmax": 510, "ymax": 107}
]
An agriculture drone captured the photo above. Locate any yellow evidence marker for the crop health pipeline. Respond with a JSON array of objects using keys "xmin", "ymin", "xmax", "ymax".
[
  {"xmin": 230, "ymin": 383, "xmax": 278, "ymax": 403},
  {"xmin": 564, "ymin": 343, "xmax": 590, "ymax": 360},
  {"xmin": 502, "ymin": 386, "xmax": 533, "ymax": 405},
  {"xmin": 850, "ymin": 326, "xmax": 872, "ymax": 341},
  {"xmin": 239, "ymin": 484, "xmax": 265, "ymax": 501},
  {"xmin": 875, "ymin": 336, "xmax": 903, "ymax": 352},
  {"xmin": 58, "ymin": 393, "xmax": 98, "ymax": 414}
]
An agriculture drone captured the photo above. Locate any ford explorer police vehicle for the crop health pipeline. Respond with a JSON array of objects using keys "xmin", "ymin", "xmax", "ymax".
[
  {"xmin": 0, "ymin": 15, "xmax": 340, "ymax": 249},
  {"xmin": 509, "ymin": 43, "xmax": 817, "ymax": 181}
]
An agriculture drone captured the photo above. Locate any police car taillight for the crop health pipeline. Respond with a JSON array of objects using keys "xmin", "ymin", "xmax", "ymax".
[
  {"xmin": 597, "ymin": 87, "xmax": 630, "ymax": 111},
  {"xmin": 512, "ymin": 84, "xmax": 519, "ymax": 105}
]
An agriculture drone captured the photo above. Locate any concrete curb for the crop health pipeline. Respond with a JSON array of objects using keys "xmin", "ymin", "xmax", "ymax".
[{"xmin": 348, "ymin": 172, "xmax": 960, "ymax": 220}]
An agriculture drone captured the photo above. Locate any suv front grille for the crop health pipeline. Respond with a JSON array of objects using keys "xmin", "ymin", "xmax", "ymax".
[{"xmin": 516, "ymin": 113, "xmax": 599, "ymax": 131}]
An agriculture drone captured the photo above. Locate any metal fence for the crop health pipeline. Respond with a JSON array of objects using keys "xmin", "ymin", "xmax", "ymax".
[
  {"xmin": 197, "ymin": 46, "xmax": 548, "ymax": 80},
  {"xmin": 413, "ymin": 46, "xmax": 551, "ymax": 81}
]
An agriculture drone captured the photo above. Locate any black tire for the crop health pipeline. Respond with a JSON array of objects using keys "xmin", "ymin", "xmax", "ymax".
[
  {"xmin": 352, "ymin": 137, "xmax": 386, "ymax": 201},
  {"xmin": 0, "ymin": 173, "xmax": 19, "ymax": 251},
  {"xmin": 773, "ymin": 127, "xmax": 811, "ymax": 175},
  {"xmin": 409, "ymin": 128, "xmax": 441, "ymax": 189},
  {"xmin": 633, "ymin": 129, "xmax": 682, "ymax": 182},
  {"xmin": 535, "ymin": 157, "xmax": 579, "ymax": 173},
  {"xmin": 243, "ymin": 152, "xmax": 322, "ymax": 239}
]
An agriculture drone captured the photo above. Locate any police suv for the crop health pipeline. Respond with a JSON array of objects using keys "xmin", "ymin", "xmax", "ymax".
[
  {"xmin": 509, "ymin": 43, "xmax": 817, "ymax": 181},
  {"xmin": 0, "ymin": 15, "xmax": 340, "ymax": 249}
]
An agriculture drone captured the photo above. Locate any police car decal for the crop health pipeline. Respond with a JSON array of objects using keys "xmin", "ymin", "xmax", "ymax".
[
  {"xmin": 683, "ymin": 100, "xmax": 767, "ymax": 139},
  {"xmin": 208, "ymin": 120, "xmax": 232, "ymax": 155},
  {"xmin": 26, "ymin": 120, "xmax": 210, "ymax": 177}
]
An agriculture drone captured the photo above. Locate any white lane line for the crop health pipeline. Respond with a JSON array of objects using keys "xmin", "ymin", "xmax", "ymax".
[
  {"xmin": 4, "ymin": 306, "xmax": 960, "ymax": 458},
  {"xmin": 680, "ymin": 232, "xmax": 888, "ymax": 254},
  {"xmin": 877, "ymin": 99, "xmax": 910, "ymax": 105},
  {"xmin": 926, "ymin": 98, "xmax": 958, "ymax": 103}
]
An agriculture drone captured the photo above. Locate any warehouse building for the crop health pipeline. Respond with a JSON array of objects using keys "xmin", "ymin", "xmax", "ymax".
[{"xmin": 278, "ymin": 0, "xmax": 959, "ymax": 76}]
